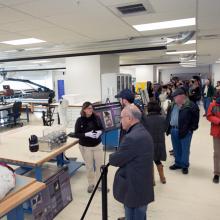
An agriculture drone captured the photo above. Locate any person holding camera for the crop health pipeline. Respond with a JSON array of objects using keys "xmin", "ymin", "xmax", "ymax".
[{"xmin": 74, "ymin": 101, "xmax": 103, "ymax": 193}]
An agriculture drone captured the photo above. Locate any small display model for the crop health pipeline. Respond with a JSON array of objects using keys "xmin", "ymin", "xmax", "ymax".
[{"xmin": 103, "ymin": 110, "xmax": 114, "ymax": 128}]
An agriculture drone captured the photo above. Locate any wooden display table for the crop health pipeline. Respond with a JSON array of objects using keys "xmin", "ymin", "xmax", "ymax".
[{"xmin": 0, "ymin": 125, "xmax": 81, "ymax": 181}]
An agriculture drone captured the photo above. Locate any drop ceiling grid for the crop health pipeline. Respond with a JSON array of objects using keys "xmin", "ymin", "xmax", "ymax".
[
  {"xmin": 18, "ymin": 27, "xmax": 92, "ymax": 44},
  {"xmin": 42, "ymin": 2, "xmax": 141, "ymax": 41}
]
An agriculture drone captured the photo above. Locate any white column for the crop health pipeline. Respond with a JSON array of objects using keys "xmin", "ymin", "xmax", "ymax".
[
  {"xmin": 100, "ymin": 55, "xmax": 119, "ymax": 102},
  {"xmin": 65, "ymin": 55, "xmax": 101, "ymax": 102},
  {"xmin": 212, "ymin": 64, "xmax": 220, "ymax": 86}
]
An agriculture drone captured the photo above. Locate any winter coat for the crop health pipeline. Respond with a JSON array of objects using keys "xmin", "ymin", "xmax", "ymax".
[
  {"xmin": 109, "ymin": 123, "xmax": 154, "ymax": 208},
  {"xmin": 166, "ymin": 98, "xmax": 200, "ymax": 139},
  {"xmin": 207, "ymin": 100, "xmax": 220, "ymax": 138},
  {"xmin": 143, "ymin": 113, "xmax": 167, "ymax": 161}
]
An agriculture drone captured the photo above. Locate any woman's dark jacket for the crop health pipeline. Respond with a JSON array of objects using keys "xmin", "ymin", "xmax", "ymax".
[
  {"xmin": 74, "ymin": 114, "xmax": 103, "ymax": 147},
  {"xmin": 143, "ymin": 113, "xmax": 167, "ymax": 161}
]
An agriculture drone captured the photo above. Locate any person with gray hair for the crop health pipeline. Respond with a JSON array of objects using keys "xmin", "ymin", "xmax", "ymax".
[{"xmin": 109, "ymin": 104, "xmax": 154, "ymax": 220}]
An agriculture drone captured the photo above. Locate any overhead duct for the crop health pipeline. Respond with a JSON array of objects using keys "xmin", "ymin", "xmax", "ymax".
[{"xmin": 166, "ymin": 31, "xmax": 195, "ymax": 45}]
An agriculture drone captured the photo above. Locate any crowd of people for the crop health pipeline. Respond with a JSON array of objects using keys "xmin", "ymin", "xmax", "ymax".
[{"xmin": 73, "ymin": 76, "xmax": 220, "ymax": 220}]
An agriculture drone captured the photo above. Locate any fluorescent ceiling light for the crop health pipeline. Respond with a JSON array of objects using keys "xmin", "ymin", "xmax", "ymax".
[
  {"xmin": 166, "ymin": 50, "xmax": 196, "ymax": 55},
  {"xmin": 184, "ymin": 40, "xmax": 196, "ymax": 45},
  {"xmin": 216, "ymin": 61, "xmax": 220, "ymax": 63},
  {"xmin": 0, "ymin": 38, "xmax": 46, "ymax": 45},
  {"xmin": 31, "ymin": 60, "xmax": 51, "ymax": 64},
  {"xmin": 25, "ymin": 47, "xmax": 42, "ymax": 51},
  {"xmin": 133, "ymin": 18, "xmax": 195, "ymax": 31}
]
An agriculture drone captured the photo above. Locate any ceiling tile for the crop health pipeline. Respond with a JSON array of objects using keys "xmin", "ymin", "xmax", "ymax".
[
  {"xmin": 0, "ymin": 7, "xmax": 33, "ymax": 24},
  {"xmin": 0, "ymin": 18, "xmax": 55, "ymax": 32},
  {"xmin": 43, "ymin": 1, "xmax": 140, "ymax": 41},
  {"xmin": 0, "ymin": 0, "xmax": 34, "ymax": 6},
  {"xmin": 19, "ymin": 27, "xmax": 92, "ymax": 44},
  {"xmin": 14, "ymin": 0, "xmax": 83, "ymax": 17}
]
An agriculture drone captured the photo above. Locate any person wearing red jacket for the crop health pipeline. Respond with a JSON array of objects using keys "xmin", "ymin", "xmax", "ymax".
[{"xmin": 207, "ymin": 91, "xmax": 220, "ymax": 183}]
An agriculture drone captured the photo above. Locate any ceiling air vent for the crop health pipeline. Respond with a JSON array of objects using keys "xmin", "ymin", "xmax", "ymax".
[{"xmin": 117, "ymin": 3, "xmax": 146, "ymax": 15}]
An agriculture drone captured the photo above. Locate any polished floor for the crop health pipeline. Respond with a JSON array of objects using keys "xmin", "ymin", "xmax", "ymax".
[{"xmin": 1, "ymin": 110, "xmax": 220, "ymax": 220}]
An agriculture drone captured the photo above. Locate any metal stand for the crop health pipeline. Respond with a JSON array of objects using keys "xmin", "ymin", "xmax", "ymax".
[{"xmin": 80, "ymin": 163, "xmax": 110, "ymax": 220}]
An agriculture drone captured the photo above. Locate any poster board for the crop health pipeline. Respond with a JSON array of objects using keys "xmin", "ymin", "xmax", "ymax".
[{"xmin": 93, "ymin": 102, "xmax": 121, "ymax": 131}]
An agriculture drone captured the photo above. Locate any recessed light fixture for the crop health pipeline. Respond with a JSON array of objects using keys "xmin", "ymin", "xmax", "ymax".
[
  {"xmin": 166, "ymin": 50, "xmax": 196, "ymax": 55},
  {"xmin": 184, "ymin": 40, "xmax": 196, "ymax": 45},
  {"xmin": 133, "ymin": 18, "xmax": 196, "ymax": 31},
  {"xmin": 216, "ymin": 61, "xmax": 220, "ymax": 63},
  {"xmin": 31, "ymin": 60, "xmax": 51, "ymax": 64},
  {"xmin": 0, "ymin": 38, "xmax": 46, "ymax": 45}
]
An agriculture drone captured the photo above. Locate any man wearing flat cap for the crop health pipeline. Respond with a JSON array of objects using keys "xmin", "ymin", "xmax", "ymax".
[{"xmin": 166, "ymin": 88, "xmax": 200, "ymax": 174}]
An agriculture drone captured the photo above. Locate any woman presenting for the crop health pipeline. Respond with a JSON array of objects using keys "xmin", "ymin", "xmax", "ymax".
[{"xmin": 74, "ymin": 102, "xmax": 104, "ymax": 193}]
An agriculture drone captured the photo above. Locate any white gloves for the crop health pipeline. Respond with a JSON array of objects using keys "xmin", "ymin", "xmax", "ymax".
[
  {"xmin": 85, "ymin": 131, "xmax": 97, "ymax": 139},
  {"xmin": 85, "ymin": 130, "xmax": 102, "ymax": 139},
  {"xmin": 95, "ymin": 130, "xmax": 102, "ymax": 138}
]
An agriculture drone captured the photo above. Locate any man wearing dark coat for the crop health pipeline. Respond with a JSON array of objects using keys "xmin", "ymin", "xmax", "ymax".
[{"xmin": 109, "ymin": 104, "xmax": 154, "ymax": 220}]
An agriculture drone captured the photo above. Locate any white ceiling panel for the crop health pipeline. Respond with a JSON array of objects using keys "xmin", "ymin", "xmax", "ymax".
[
  {"xmin": 14, "ymin": 0, "xmax": 86, "ymax": 17},
  {"xmin": 43, "ymin": 1, "xmax": 140, "ymax": 41},
  {"xmin": 0, "ymin": 0, "xmax": 34, "ymax": 6},
  {"xmin": 149, "ymin": 0, "xmax": 196, "ymax": 14},
  {"xmin": 198, "ymin": 0, "xmax": 220, "ymax": 31},
  {"xmin": 20, "ymin": 27, "xmax": 92, "ymax": 44},
  {"xmin": 0, "ymin": 18, "xmax": 55, "ymax": 32},
  {"xmin": 0, "ymin": 30, "xmax": 27, "ymax": 42},
  {"xmin": 0, "ymin": 7, "xmax": 33, "ymax": 24}
]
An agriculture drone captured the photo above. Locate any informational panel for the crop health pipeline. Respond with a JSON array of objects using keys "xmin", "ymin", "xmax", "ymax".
[{"xmin": 93, "ymin": 102, "xmax": 121, "ymax": 132}]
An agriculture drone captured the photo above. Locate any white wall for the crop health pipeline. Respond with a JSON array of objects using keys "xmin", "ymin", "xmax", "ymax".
[
  {"xmin": 135, "ymin": 65, "xmax": 154, "ymax": 82},
  {"xmin": 212, "ymin": 64, "xmax": 220, "ymax": 85},
  {"xmin": 120, "ymin": 66, "xmax": 136, "ymax": 77},
  {"xmin": 120, "ymin": 65, "xmax": 154, "ymax": 82},
  {"xmin": 65, "ymin": 56, "xmax": 101, "ymax": 101}
]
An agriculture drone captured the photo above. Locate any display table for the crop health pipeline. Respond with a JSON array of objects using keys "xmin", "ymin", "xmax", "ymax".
[
  {"xmin": 0, "ymin": 125, "xmax": 82, "ymax": 181},
  {"xmin": 0, "ymin": 175, "xmax": 45, "ymax": 220}
]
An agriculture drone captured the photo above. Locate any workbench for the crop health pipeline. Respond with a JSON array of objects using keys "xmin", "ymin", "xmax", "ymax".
[{"xmin": 0, "ymin": 125, "xmax": 83, "ymax": 181}]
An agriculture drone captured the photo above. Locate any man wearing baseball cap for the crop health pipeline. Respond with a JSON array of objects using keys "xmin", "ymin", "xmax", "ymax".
[
  {"xmin": 115, "ymin": 89, "xmax": 135, "ymax": 143},
  {"xmin": 166, "ymin": 88, "xmax": 200, "ymax": 174}
]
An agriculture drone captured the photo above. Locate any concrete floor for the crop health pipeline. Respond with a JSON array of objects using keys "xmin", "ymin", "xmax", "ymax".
[
  {"xmin": 55, "ymin": 110, "xmax": 220, "ymax": 220},
  {"xmin": 1, "ymin": 110, "xmax": 220, "ymax": 220}
]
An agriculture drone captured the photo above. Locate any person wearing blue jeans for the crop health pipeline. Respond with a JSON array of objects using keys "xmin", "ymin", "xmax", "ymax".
[
  {"xmin": 171, "ymin": 128, "xmax": 192, "ymax": 169},
  {"xmin": 124, "ymin": 205, "xmax": 147, "ymax": 220},
  {"xmin": 166, "ymin": 88, "xmax": 200, "ymax": 174}
]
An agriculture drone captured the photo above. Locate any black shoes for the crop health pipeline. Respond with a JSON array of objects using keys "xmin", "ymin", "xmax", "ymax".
[
  {"xmin": 169, "ymin": 164, "xmax": 182, "ymax": 170},
  {"xmin": 182, "ymin": 168, "xmax": 189, "ymax": 174},
  {"xmin": 170, "ymin": 165, "xmax": 189, "ymax": 174},
  {"xmin": 117, "ymin": 218, "xmax": 125, "ymax": 220},
  {"xmin": 213, "ymin": 175, "xmax": 219, "ymax": 183}
]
